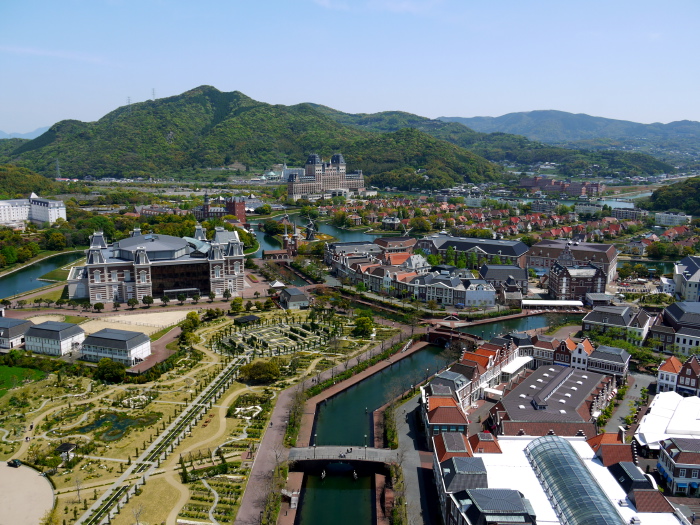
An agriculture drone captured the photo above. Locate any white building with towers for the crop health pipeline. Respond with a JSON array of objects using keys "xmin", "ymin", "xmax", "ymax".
[{"xmin": 287, "ymin": 153, "xmax": 365, "ymax": 201}]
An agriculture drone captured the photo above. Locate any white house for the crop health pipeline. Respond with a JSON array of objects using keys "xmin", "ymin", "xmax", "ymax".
[
  {"xmin": 657, "ymin": 355, "xmax": 683, "ymax": 393},
  {"xmin": 25, "ymin": 321, "xmax": 85, "ymax": 356},
  {"xmin": 81, "ymin": 328, "xmax": 151, "ymax": 367},
  {"xmin": 674, "ymin": 256, "xmax": 700, "ymax": 302},
  {"xmin": 0, "ymin": 318, "xmax": 33, "ymax": 349}
]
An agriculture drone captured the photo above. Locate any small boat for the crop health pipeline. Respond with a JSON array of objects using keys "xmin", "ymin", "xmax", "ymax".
[
  {"xmin": 353, "ymin": 470, "xmax": 357, "ymax": 480},
  {"xmin": 321, "ymin": 470, "xmax": 326, "ymax": 480}
]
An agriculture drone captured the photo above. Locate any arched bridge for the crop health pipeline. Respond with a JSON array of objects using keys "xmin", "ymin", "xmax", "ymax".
[{"xmin": 288, "ymin": 446, "xmax": 398, "ymax": 464}]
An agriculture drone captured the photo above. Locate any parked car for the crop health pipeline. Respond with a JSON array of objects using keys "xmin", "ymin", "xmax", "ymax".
[
  {"xmin": 455, "ymin": 303, "xmax": 465, "ymax": 309},
  {"xmin": 7, "ymin": 459, "xmax": 21, "ymax": 468}
]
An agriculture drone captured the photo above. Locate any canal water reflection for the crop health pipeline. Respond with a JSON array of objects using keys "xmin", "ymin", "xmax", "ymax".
[{"xmin": 0, "ymin": 251, "xmax": 84, "ymax": 299}]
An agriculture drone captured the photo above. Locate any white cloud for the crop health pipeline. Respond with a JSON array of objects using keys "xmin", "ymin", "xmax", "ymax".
[{"xmin": 0, "ymin": 46, "xmax": 105, "ymax": 64}]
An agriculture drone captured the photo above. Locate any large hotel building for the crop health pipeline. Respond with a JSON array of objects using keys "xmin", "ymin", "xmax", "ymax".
[{"xmin": 287, "ymin": 153, "xmax": 365, "ymax": 201}]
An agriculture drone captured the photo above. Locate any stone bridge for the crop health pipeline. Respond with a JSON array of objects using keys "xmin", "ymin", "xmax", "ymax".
[{"xmin": 288, "ymin": 446, "xmax": 399, "ymax": 465}]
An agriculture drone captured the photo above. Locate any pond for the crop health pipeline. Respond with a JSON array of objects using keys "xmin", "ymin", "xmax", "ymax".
[
  {"xmin": 69, "ymin": 411, "xmax": 161, "ymax": 441},
  {"xmin": 0, "ymin": 251, "xmax": 84, "ymax": 299}
]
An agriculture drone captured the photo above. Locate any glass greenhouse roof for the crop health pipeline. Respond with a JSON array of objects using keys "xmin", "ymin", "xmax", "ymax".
[{"xmin": 524, "ymin": 436, "xmax": 625, "ymax": 525}]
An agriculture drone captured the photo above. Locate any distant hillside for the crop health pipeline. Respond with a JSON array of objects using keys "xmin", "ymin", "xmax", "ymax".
[
  {"xmin": 439, "ymin": 110, "xmax": 700, "ymax": 143},
  {"xmin": 638, "ymin": 176, "xmax": 700, "ymax": 216},
  {"xmin": 439, "ymin": 111, "xmax": 700, "ymax": 169},
  {"xmin": 312, "ymin": 106, "xmax": 674, "ymax": 176},
  {"xmin": 0, "ymin": 164, "xmax": 60, "ymax": 198},
  {"xmin": 0, "ymin": 127, "xmax": 50, "ymax": 140},
  {"xmin": 0, "ymin": 86, "xmax": 498, "ymax": 187}
]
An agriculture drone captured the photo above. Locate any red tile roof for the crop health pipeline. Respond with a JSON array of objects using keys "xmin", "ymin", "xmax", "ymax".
[
  {"xmin": 428, "ymin": 397, "xmax": 458, "ymax": 411},
  {"xmin": 659, "ymin": 355, "xmax": 683, "ymax": 374},
  {"xmin": 595, "ymin": 444, "xmax": 634, "ymax": 466},
  {"xmin": 427, "ymin": 406, "xmax": 469, "ymax": 426},
  {"xmin": 432, "ymin": 433, "xmax": 473, "ymax": 464},
  {"xmin": 587, "ymin": 431, "xmax": 623, "ymax": 452},
  {"xmin": 469, "ymin": 433, "xmax": 502, "ymax": 454},
  {"xmin": 630, "ymin": 489, "xmax": 675, "ymax": 513}
]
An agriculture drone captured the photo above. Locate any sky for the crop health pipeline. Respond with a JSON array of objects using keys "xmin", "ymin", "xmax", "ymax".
[{"xmin": 1, "ymin": 0, "xmax": 699, "ymax": 133}]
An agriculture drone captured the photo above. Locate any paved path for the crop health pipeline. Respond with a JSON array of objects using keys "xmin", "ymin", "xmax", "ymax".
[
  {"xmin": 288, "ymin": 446, "xmax": 397, "ymax": 463},
  {"xmin": 604, "ymin": 371, "xmax": 654, "ymax": 433},
  {"xmin": 394, "ymin": 394, "xmax": 441, "ymax": 525}
]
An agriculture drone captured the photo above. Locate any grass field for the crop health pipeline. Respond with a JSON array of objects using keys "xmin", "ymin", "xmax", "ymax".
[{"xmin": 0, "ymin": 366, "xmax": 45, "ymax": 398}]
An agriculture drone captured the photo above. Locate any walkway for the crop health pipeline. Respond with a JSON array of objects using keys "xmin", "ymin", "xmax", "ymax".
[{"xmin": 288, "ymin": 446, "xmax": 397, "ymax": 463}]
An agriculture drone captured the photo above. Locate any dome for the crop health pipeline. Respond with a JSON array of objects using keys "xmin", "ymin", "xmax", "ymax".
[
  {"xmin": 306, "ymin": 154, "xmax": 322, "ymax": 165},
  {"xmin": 331, "ymin": 153, "xmax": 345, "ymax": 165}
]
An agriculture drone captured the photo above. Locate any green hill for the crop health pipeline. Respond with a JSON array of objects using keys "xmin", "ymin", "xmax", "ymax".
[
  {"xmin": 638, "ymin": 176, "xmax": 700, "ymax": 216},
  {"xmin": 0, "ymin": 86, "xmax": 498, "ymax": 187},
  {"xmin": 0, "ymin": 164, "xmax": 60, "ymax": 198},
  {"xmin": 312, "ymin": 106, "xmax": 674, "ymax": 176}
]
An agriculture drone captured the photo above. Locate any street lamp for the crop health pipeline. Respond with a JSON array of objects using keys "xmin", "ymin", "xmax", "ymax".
[
  {"xmin": 364, "ymin": 434, "xmax": 367, "ymax": 459},
  {"xmin": 314, "ymin": 433, "xmax": 317, "ymax": 458}
]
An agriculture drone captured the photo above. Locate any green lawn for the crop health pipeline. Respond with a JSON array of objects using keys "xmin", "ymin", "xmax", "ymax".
[{"xmin": 0, "ymin": 366, "xmax": 46, "ymax": 398}]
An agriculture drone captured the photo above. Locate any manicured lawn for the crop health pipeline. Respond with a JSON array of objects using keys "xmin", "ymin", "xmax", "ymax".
[
  {"xmin": 150, "ymin": 326, "xmax": 175, "ymax": 341},
  {"xmin": 63, "ymin": 315, "xmax": 89, "ymax": 324},
  {"xmin": 0, "ymin": 366, "xmax": 46, "ymax": 398}
]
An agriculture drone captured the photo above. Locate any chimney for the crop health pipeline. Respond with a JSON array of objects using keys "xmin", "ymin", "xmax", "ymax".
[{"xmin": 618, "ymin": 426, "xmax": 626, "ymax": 443}]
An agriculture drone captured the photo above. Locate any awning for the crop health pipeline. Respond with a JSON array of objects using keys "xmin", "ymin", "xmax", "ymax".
[
  {"xmin": 657, "ymin": 462, "xmax": 664, "ymax": 474},
  {"xmin": 677, "ymin": 483, "xmax": 688, "ymax": 488},
  {"xmin": 484, "ymin": 387, "xmax": 504, "ymax": 397},
  {"xmin": 691, "ymin": 482, "xmax": 698, "ymax": 489}
]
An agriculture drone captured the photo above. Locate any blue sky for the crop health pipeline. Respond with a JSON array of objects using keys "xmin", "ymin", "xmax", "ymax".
[{"xmin": 1, "ymin": 0, "xmax": 698, "ymax": 133}]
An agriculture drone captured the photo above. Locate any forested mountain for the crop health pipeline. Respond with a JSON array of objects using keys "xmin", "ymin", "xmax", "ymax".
[
  {"xmin": 311, "ymin": 106, "xmax": 674, "ymax": 176},
  {"xmin": 638, "ymin": 176, "xmax": 700, "ymax": 216},
  {"xmin": 0, "ymin": 86, "xmax": 497, "ymax": 187},
  {"xmin": 0, "ymin": 164, "xmax": 60, "ymax": 198},
  {"xmin": 439, "ymin": 111, "xmax": 700, "ymax": 169},
  {"xmin": 439, "ymin": 110, "xmax": 700, "ymax": 143}
]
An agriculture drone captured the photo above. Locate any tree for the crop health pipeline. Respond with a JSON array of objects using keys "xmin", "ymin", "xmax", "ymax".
[
  {"xmin": 93, "ymin": 302, "xmax": 104, "ymax": 313},
  {"xmin": 427, "ymin": 299, "xmax": 438, "ymax": 311},
  {"xmin": 238, "ymin": 360, "xmax": 281, "ymax": 384},
  {"xmin": 161, "ymin": 295, "xmax": 170, "ymax": 306},
  {"xmin": 132, "ymin": 503, "xmax": 144, "ymax": 525},
  {"xmin": 208, "ymin": 291, "xmax": 216, "ymax": 302},
  {"xmin": 223, "ymin": 289, "xmax": 232, "ymax": 301},
  {"xmin": 352, "ymin": 317, "xmax": 374, "ymax": 338},
  {"xmin": 142, "ymin": 296, "xmax": 154, "ymax": 307},
  {"xmin": 192, "ymin": 293, "xmax": 201, "ymax": 304},
  {"xmin": 230, "ymin": 296, "xmax": 243, "ymax": 313},
  {"xmin": 254, "ymin": 291, "xmax": 261, "ymax": 300},
  {"xmin": 94, "ymin": 359, "xmax": 126, "ymax": 383},
  {"xmin": 264, "ymin": 298, "xmax": 275, "ymax": 310},
  {"xmin": 55, "ymin": 298, "xmax": 66, "ymax": 308},
  {"xmin": 127, "ymin": 298, "xmax": 138, "ymax": 309},
  {"xmin": 177, "ymin": 293, "xmax": 186, "ymax": 305},
  {"xmin": 245, "ymin": 300, "xmax": 254, "ymax": 312}
]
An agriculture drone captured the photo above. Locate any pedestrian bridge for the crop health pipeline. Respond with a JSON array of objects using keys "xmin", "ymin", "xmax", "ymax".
[{"xmin": 288, "ymin": 446, "xmax": 398, "ymax": 464}]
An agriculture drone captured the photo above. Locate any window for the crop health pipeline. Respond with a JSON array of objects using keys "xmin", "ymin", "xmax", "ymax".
[
  {"xmin": 693, "ymin": 470, "xmax": 699, "ymax": 479},
  {"xmin": 124, "ymin": 270, "xmax": 130, "ymax": 281},
  {"xmin": 680, "ymin": 469, "xmax": 687, "ymax": 478},
  {"xmin": 94, "ymin": 271, "xmax": 101, "ymax": 283}
]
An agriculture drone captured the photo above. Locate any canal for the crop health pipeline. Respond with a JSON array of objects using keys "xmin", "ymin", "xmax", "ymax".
[
  {"xmin": 297, "ymin": 313, "xmax": 583, "ymax": 524},
  {"xmin": 0, "ymin": 251, "xmax": 84, "ymax": 299}
]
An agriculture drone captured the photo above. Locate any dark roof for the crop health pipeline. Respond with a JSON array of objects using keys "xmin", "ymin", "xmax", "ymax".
[
  {"xmin": 55, "ymin": 442, "xmax": 77, "ymax": 453},
  {"xmin": 589, "ymin": 345, "xmax": 630, "ymax": 364},
  {"xmin": 506, "ymin": 332, "xmax": 532, "ymax": 347},
  {"xmin": 441, "ymin": 457, "xmax": 488, "ymax": 494},
  {"xmin": 498, "ymin": 365, "xmax": 605, "ymax": 424},
  {"xmin": 665, "ymin": 302, "xmax": 700, "ymax": 329},
  {"xmin": 461, "ymin": 488, "xmax": 530, "ymax": 515},
  {"xmin": 234, "ymin": 315, "xmax": 260, "ymax": 324},
  {"xmin": 26, "ymin": 321, "xmax": 84, "ymax": 341},
  {"xmin": 479, "ymin": 264, "xmax": 528, "ymax": 281},
  {"xmin": 83, "ymin": 329, "xmax": 150, "ymax": 350},
  {"xmin": 583, "ymin": 305, "xmax": 634, "ymax": 327},
  {"xmin": 0, "ymin": 318, "xmax": 32, "ymax": 329},
  {"xmin": 282, "ymin": 288, "xmax": 307, "ymax": 298},
  {"xmin": 608, "ymin": 462, "xmax": 652, "ymax": 494},
  {"xmin": 420, "ymin": 234, "xmax": 529, "ymax": 257}
]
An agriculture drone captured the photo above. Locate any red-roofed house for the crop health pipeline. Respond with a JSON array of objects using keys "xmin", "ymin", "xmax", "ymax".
[{"xmin": 658, "ymin": 355, "xmax": 683, "ymax": 393}]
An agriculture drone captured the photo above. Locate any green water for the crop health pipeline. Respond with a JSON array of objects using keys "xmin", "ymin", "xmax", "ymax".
[
  {"xmin": 297, "ymin": 464, "xmax": 373, "ymax": 525},
  {"xmin": 71, "ymin": 412, "xmax": 160, "ymax": 441}
]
